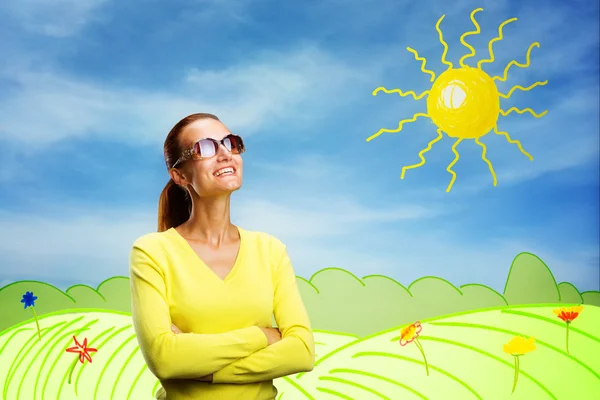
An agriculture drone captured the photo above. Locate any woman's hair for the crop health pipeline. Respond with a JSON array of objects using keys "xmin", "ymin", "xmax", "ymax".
[{"xmin": 157, "ymin": 113, "xmax": 220, "ymax": 232}]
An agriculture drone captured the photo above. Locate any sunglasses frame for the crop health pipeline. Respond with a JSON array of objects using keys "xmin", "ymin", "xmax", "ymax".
[{"xmin": 172, "ymin": 134, "xmax": 245, "ymax": 168}]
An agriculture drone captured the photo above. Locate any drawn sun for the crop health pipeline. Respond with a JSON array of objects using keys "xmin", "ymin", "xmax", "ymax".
[{"xmin": 367, "ymin": 8, "xmax": 548, "ymax": 192}]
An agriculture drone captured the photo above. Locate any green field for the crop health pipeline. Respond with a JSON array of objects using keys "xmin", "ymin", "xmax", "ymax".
[{"xmin": 1, "ymin": 305, "xmax": 598, "ymax": 399}]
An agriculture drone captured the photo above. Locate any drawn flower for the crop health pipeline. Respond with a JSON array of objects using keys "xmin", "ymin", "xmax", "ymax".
[
  {"xmin": 399, "ymin": 321, "xmax": 429, "ymax": 376},
  {"xmin": 553, "ymin": 305, "xmax": 583, "ymax": 355},
  {"xmin": 503, "ymin": 335, "xmax": 536, "ymax": 393},
  {"xmin": 66, "ymin": 336, "xmax": 97, "ymax": 384},
  {"xmin": 21, "ymin": 291, "xmax": 42, "ymax": 341}
]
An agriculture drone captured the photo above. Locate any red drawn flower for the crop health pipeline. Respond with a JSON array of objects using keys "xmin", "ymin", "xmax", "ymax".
[
  {"xmin": 553, "ymin": 305, "xmax": 583, "ymax": 323},
  {"xmin": 66, "ymin": 336, "xmax": 97, "ymax": 364}
]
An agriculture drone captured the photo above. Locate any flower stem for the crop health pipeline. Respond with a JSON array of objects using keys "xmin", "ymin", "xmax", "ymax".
[
  {"xmin": 414, "ymin": 339, "xmax": 429, "ymax": 376},
  {"xmin": 566, "ymin": 322, "xmax": 570, "ymax": 355},
  {"xmin": 68, "ymin": 358, "xmax": 79, "ymax": 384},
  {"xmin": 511, "ymin": 355, "xmax": 520, "ymax": 393},
  {"xmin": 30, "ymin": 306, "xmax": 42, "ymax": 341}
]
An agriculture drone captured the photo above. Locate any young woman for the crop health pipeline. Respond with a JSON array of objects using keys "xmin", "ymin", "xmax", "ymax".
[{"xmin": 129, "ymin": 113, "xmax": 315, "ymax": 399}]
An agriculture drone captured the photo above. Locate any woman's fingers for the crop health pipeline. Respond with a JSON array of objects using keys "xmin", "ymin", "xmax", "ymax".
[{"xmin": 171, "ymin": 323, "xmax": 182, "ymax": 334}]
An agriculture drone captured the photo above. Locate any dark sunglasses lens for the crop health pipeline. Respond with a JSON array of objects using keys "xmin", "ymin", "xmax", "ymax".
[
  {"xmin": 194, "ymin": 139, "xmax": 218, "ymax": 158},
  {"xmin": 226, "ymin": 135, "xmax": 244, "ymax": 153}
]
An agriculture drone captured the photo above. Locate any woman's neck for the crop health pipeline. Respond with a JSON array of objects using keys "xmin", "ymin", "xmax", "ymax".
[{"xmin": 180, "ymin": 194, "xmax": 237, "ymax": 247}]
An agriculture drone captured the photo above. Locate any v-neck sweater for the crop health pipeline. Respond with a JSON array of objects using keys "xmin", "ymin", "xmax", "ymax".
[{"xmin": 129, "ymin": 227, "xmax": 315, "ymax": 400}]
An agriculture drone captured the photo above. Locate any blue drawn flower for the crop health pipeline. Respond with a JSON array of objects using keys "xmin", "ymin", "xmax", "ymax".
[
  {"xmin": 21, "ymin": 291, "xmax": 38, "ymax": 308},
  {"xmin": 21, "ymin": 291, "xmax": 42, "ymax": 341}
]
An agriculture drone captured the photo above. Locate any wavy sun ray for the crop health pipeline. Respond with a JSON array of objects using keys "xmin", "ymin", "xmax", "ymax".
[
  {"xmin": 493, "ymin": 125, "xmax": 533, "ymax": 160},
  {"xmin": 435, "ymin": 15, "xmax": 453, "ymax": 70},
  {"xmin": 500, "ymin": 107, "xmax": 548, "ymax": 118},
  {"xmin": 406, "ymin": 47, "xmax": 436, "ymax": 82},
  {"xmin": 459, "ymin": 8, "xmax": 483, "ymax": 67},
  {"xmin": 372, "ymin": 86, "xmax": 430, "ymax": 100},
  {"xmin": 493, "ymin": 42, "xmax": 540, "ymax": 82},
  {"xmin": 446, "ymin": 138, "xmax": 463, "ymax": 192},
  {"xmin": 367, "ymin": 9, "xmax": 547, "ymax": 191},
  {"xmin": 401, "ymin": 129, "xmax": 444, "ymax": 179},
  {"xmin": 499, "ymin": 81, "xmax": 548, "ymax": 98},
  {"xmin": 475, "ymin": 137, "xmax": 497, "ymax": 186},
  {"xmin": 366, "ymin": 113, "xmax": 429, "ymax": 142},
  {"xmin": 477, "ymin": 17, "xmax": 518, "ymax": 69}
]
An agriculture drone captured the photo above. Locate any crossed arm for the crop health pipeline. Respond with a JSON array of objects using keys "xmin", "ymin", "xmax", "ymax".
[{"xmin": 129, "ymin": 242, "xmax": 315, "ymax": 383}]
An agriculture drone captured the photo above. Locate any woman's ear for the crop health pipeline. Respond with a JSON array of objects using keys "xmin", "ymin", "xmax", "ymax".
[{"xmin": 169, "ymin": 168, "xmax": 188, "ymax": 186}]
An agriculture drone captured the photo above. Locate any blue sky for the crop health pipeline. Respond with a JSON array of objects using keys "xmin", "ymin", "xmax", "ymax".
[{"xmin": 0, "ymin": 0, "xmax": 598, "ymax": 294}]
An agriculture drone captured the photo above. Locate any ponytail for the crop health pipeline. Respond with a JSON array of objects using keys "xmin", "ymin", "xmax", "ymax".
[{"xmin": 157, "ymin": 179, "xmax": 191, "ymax": 232}]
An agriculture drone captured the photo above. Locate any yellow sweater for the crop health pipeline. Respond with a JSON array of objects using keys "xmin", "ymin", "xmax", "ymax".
[{"xmin": 129, "ymin": 227, "xmax": 315, "ymax": 400}]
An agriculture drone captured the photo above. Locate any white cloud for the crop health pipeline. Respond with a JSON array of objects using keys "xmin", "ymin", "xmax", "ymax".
[
  {"xmin": 0, "ymin": 152, "xmax": 596, "ymax": 294},
  {"xmin": 1, "ymin": 196, "xmax": 596, "ymax": 294},
  {"xmin": 0, "ymin": 46, "xmax": 365, "ymax": 147},
  {"xmin": 1, "ymin": 0, "xmax": 110, "ymax": 37},
  {"xmin": 0, "ymin": 152, "xmax": 445, "ymax": 288},
  {"xmin": 0, "ymin": 197, "xmax": 437, "ymax": 286}
]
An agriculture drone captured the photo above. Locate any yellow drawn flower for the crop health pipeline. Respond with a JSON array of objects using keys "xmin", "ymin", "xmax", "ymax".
[
  {"xmin": 503, "ymin": 335, "xmax": 536, "ymax": 393},
  {"xmin": 398, "ymin": 321, "xmax": 429, "ymax": 376},
  {"xmin": 503, "ymin": 335, "xmax": 536, "ymax": 356},
  {"xmin": 399, "ymin": 321, "xmax": 422, "ymax": 346}
]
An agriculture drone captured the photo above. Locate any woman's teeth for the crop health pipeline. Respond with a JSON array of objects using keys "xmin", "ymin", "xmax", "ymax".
[{"xmin": 214, "ymin": 167, "xmax": 234, "ymax": 176}]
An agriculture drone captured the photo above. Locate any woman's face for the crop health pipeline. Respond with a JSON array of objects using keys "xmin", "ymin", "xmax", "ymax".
[{"xmin": 171, "ymin": 118, "xmax": 243, "ymax": 197}]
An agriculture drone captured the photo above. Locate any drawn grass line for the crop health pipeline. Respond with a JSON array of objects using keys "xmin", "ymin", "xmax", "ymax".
[
  {"xmin": 39, "ymin": 320, "xmax": 98, "ymax": 400},
  {"xmin": 75, "ymin": 325, "xmax": 130, "ymax": 395},
  {"xmin": 151, "ymin": 379, "xmax": 161, "ymax": 399},
  {"xmin": 316, "ymin": 387, "xmax": 354, "ymax": 399},
  {"xmin": 110, "ymin": 345, "xmax": 141, "ymax": 400},
  {"xmin": 93, "ymin": 333, "xmax": 137, "ymax": 400},
  {"xmin": 431, "ymin": 321, "xmax": 600, "ymax": 380},
  {"xmin": 0, "ymin": 328, "xmax": 33, "ymax": 355},
  {"xmin": 282, "ymin": 376, "xmax": 315, "ymax": 400},
  {"xmin": 329, "ymin": 368, "xmax": 427, "ymax": 399},
  {"xmin": 311, "ymin": 305, "xmax": 566, "ymax": 372},
  {"xmin": 55, "ymin": 321, "xmax": 112, "ymax": 400},
  {"xmin": 17, "ymin": 321, "xmax": 90, "ymax": 400},
  {"xmin": 319, "ymin": 376, "xmax": 388, "ymax": 399},
  {"xmin": 417, "ymin": 336, "xmax": 557, "ymax": 400},
  {"xmin": 501, "ymin": 310, "xmax": 600, "ymax": 343},
  {"xmin": 0, "ymin": 308, "xmax": 132, "ymax": 337},
  {"xmin": 354, "ymin": 351, "xmax": 482, "ymax": 400},
  {"xmin": 3, "ymin": 326, "xmax": 54, "ymax": 394},
  {"xmin": 127, "ymin": 365, "xmax": 149, "ymax": 400},
  {"xmin": 55, "ymin": 362, "xmax": 72, "ymax": 400},
  {"xmin": 58, "ymin": 325, "xmax": 117, "ymax": 399},
  {"xmin": 3, "ymin": 321, "xmax": 68, "ymax": 400},
  {"xmin": 74, "ymin": 325, "xmax": 123, "ymax": 396}
]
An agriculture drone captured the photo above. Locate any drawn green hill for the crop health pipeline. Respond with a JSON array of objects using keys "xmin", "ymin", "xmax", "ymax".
[
  {"xmin": 2, "ymin": 252, "xmax": 598, "ymax": 336},
  {"xmin": 1, "ymin": 306, "xmax": 598, "ymax": 400}
]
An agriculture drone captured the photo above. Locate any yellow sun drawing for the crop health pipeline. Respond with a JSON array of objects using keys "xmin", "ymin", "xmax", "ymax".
[{"xmin": 367, "ymin": 8, "xmax": 548, "ymax": 192}]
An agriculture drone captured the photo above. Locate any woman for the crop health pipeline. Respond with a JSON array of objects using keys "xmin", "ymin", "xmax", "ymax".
[{"xmin": 129, "ymin": 113, "xmax": 315, "ymax": 400}]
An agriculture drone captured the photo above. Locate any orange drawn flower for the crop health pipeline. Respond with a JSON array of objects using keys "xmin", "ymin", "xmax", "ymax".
[
  {"xmin": 399, "ymin": 321, "xmax": 422, "ymax": 346},
  {"xmin": 398, "ymin": 321, "xmax": 429, "ymax": 376},
  {"xmin": 553, "ymin": 305, "xmax": 583, "ymax": 323},
  {"xmin": 66, "ymin": 336, "xmax": 97, "ymax": 364},
  {"xmin": 553, "ymin": 305, "xmax": 583, "ymax": 355}
]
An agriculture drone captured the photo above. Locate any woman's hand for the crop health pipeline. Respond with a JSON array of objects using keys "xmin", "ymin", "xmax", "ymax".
[
  {"xmin": 259, "ymin": 327, "xmax": 282, "ymax": 345},
  {"xmin": 171, "ymin": 323, "xmax": 183, "ymax": 334}
]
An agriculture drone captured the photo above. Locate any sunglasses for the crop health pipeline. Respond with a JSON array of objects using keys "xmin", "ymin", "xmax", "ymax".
[{"xmin": 172, "ymin": 134, "xmax": 245, "ymax": 168}]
